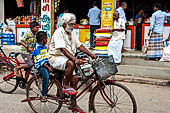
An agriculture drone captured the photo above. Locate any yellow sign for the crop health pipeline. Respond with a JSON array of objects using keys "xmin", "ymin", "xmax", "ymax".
[
  {"xmin": 79, "ymin": 29, "xmax": 90, "ymax": 43},
  {"xmin": 101, "ymin": 0, "xmax": 114, "ymax": 29}
]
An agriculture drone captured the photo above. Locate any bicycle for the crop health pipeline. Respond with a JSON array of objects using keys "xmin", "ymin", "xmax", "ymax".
[
  {"xmin": 0, "ymin": 46, "xmax": 33, "ymax": 94},
  {"xmin": 23, "ymin": 56, "xmax": 137, "ymax": 113}
]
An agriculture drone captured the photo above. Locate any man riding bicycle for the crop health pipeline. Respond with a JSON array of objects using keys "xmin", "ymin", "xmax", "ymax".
[
  {"xmin": 14, "ymin": 21, "xmax": 39, "ymax": 82},
  {"xmin": 48, "ymin": 13, "xmax": 96, "ymax": 112}
]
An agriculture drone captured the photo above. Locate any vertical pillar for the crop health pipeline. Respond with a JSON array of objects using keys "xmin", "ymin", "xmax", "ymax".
[
  {"xmin": 101, "ymin": 0, "xmax": 114, "ymax": 29},
  {"xmin": 51, "ymin": 0, "xmax": 55, "ymax": 36},
  {"xmin": 41, "ymin": 0, "xmax": 51, "ymax": 38},
  {"xmin": 0, "ymin": 0, "xmax": 4, "ymax": 23}
]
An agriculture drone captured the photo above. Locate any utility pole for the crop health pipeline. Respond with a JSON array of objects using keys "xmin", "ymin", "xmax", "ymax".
[{"xmin": 51, "ymin": 0, "xmax": 55, "ymax": 36}]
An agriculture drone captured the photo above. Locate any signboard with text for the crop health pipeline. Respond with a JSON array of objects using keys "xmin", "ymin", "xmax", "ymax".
[
  {"xmin": 41, "ymin": 0, "xmax": 51, "ymax": 38},
  {"xmin": 101, "ymin": 0, "xmax": 114, "ymax": 29}
]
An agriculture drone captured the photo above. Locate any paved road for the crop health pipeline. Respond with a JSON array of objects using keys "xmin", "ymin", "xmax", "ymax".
[{"xmin": 0, "ymin": 82, "xmax": 170, "ymax": 113}]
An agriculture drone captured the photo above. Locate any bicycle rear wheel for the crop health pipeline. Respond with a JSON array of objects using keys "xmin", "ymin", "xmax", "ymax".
[
  {"xmin": 0, "ymin": 61, "xmax": 18, "ymax": 94},
  {"xmin": 91, "ymin": 82, "xmax": 137, "ymax": 113},
  {"xmin": 26, "ymin": 75, "xmax": 63, "ymax": 113}
]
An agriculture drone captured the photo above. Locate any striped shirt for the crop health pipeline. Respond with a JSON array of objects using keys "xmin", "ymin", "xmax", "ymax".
[{"xmin": 32, "ymin": 42, "xmax": 49, "ymax": 69}]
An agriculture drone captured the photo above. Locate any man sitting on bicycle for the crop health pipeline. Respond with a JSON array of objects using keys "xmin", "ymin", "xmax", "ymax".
[
  {"xmin": 48, "ymin": 13, "xmax": 96, "ymax": 112},
  {"xmin": 14, "ymin": 21, "xmax": 39, "ymax": 82}
]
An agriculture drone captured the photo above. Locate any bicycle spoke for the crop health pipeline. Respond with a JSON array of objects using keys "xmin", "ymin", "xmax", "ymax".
[
  {"xmin": 92, "ymin": 83, "xmax": 136, "ymax": 113},
  {"xmin": 115, "ymin": 106, "xmax": 132, "ymax": 113},
  {"xmin": 47, "ymin": 100, "xmax": 60, "ymax": 106}
]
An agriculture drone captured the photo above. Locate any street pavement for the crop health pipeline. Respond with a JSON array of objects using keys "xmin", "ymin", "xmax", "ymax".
[{"xmin": 0, "ymin": 82, "xmax": 170, "ymax": 113}]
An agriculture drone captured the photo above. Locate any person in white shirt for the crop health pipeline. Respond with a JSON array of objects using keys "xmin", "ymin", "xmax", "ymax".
[
  {"xmin": 108, "ymin": 11, "xmax": 125, "ymax": 64},
  {"xmin": 48, "ymin": 13, "xmax": 96, "ymax": 112}
]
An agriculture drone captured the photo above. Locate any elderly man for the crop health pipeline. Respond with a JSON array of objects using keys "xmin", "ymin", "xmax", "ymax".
[
  {"xmin": 48, "ymin": 13, "xmax": 96, "ymax": 112},
  {"xmin": 108, "ymin": 11, "xmax": 125, "ymax": 64}
]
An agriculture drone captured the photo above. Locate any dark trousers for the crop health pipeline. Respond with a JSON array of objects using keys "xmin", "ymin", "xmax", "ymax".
[
  {"xmin": 39, "ymin": 66, "xmax": 50, "ymax": 96},
  {"xmin": 136, "ymin": 24, "xmax": 142, "ymax": 50},
  {"xmin": 90, "ymin": 25, "xmax": 100, "ymax": 47}
]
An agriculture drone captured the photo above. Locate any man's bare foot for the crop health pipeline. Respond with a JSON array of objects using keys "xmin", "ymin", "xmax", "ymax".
[{"xmin": 121, "ymin": 48, "xmax": 127, "ymax": 53}]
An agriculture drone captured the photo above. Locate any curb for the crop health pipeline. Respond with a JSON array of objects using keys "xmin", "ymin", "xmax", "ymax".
[{"xmin": 115, "ymin": 74, "xmax": 169, "ymax": 86}]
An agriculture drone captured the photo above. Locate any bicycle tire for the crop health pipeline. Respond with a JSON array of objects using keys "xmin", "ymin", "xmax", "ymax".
[
  {"xmin": 0, "ymin": 60, "xmax": 18, "ymax": 94},
  {"xmin": 91, "ymin": 82, "xmax": 137, "ymax": 113},
  {"xmin": 26, "ymin": 75, "xmax": 63, "ymax": 113}
]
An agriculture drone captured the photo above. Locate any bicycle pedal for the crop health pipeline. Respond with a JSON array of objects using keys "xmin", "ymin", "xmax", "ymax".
[
  {"xmin": 19, "ymin": 81, "xmax": 26, "ymax": 89},
  {"xmin": 64, "ymin": 93, "xmax": 71, "ymax": 98}
]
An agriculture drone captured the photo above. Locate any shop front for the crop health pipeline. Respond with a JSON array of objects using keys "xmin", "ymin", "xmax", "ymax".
[
  {"xmin": 58, "ymin": 0, "xmax": 136, "ymax": 50},
  {"xmin": 118, "ymin": 0, "xmax": 170, "ymax": 49}
]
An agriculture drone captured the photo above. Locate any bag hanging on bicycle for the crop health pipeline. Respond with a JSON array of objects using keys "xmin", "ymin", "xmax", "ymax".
[{"xmin": 93, "ymin": 55, "xmax": 118, "ymax": 80}]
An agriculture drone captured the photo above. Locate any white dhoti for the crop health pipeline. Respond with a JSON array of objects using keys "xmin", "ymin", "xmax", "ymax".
[
  {"xmin": 49, "ymin": 56, "xmax": 68, "ymax": 70},
  {"xmin": 108, "ymin": 39, "xmax": 123, "ymax": 63}
]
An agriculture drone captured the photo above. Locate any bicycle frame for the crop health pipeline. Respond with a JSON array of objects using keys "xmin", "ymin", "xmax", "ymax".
[
  {"xmin": 76, "ymin": 70, "xmax": 115, "ymax": 105},
  {"xmin": 0, "ymin": 51, "xmax": 31, "ymax": 82}
]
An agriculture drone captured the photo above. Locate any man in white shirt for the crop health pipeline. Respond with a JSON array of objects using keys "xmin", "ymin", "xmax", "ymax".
[
  {"xmin": 88, "ymin": 2, "xmax": 101, "ymax": 49},
  {"xmin": 108, "ymin": 11, "xmax": 125, "ymax": 64},
  {"xmin": 48, "ymin": 13, "xmax": 96, "ymax": 112}
]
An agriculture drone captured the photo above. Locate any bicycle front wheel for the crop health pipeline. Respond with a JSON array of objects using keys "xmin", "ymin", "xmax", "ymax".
[
  {"xmin": 26, "ymin": 75, "xmax": 63, "ymax": 113},
  {"xmin": 0, "ymin": 61, "xmax": 17, "ymax": 94},
  {"xmin": 91, "ymin": 82, "xmax": 137, "ymax": 113}
]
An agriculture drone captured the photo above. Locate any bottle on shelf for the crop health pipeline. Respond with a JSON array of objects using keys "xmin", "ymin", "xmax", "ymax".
[
  {"xmin": 28, "ymin": 16, "xmax": 31, "ymax": 24},
  {"xmin": 22, "ymin": 16, "xmax": 25, "ymax": 24},
  {"xmin": 38, "ymin": 16, "xmax": 41, "ymax": 24},
  {"xmin": 26, "ymin": 16, "xmax": 28, "ymax": 24},
  {"xmin": 36, "ymin": 16, "xmax": 39, "ymax": 23},
  {"xmin": 31, "ymin": 15, "xmax": 34, "ymax": 22},
  {"xmin": 18, "ymin": 16, "xmax": 21, "ymax": 24}
]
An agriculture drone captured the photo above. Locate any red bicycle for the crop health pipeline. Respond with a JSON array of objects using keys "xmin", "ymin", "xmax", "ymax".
[
  {"xmin": 23, "ymin": 57, "xmax": 137, "ymax": 113},
  {"xmin": 0, "ymin": 46, "xmax": 33, "ymax": 94}
]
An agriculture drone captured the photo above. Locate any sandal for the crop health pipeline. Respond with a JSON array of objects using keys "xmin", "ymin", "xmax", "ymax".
[
  {"xmin": 62, "ymin": 88, "xmax": 78, "ymax": 95},
  {"xmin": 41, "ymin": 96, "xmax": 47, "ymax": 102},
  {"xmin": 68, "ymin": 105, "xmax": 86, "ymax": 113}
]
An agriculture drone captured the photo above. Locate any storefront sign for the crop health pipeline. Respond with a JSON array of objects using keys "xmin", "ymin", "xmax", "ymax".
[
  {"xmin": 16, "ymin": 0, "xmax": 24, "ymax": 8},
  {"xmin": 101, "ymin": 0, "xmax": 114, "ymax": 29},
  {"xmin": 41, "ymin": 0, "xmax": 51, "ymax": 38}
]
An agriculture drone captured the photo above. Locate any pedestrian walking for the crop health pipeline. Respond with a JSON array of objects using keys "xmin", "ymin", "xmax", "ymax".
[
  {"xmin": 88, "ymin": 1, "xmax": 101, "ymax": 50},
  {"xmin": 147, "ymin": 3, "xmax": 170, "ymax": 61}
]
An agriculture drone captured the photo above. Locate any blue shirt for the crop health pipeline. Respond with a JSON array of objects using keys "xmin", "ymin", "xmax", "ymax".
[
  {"xmin": 57, "ymin": 13, "xmax": 63, "ymax": 28},
  {"xmin": 32, "ymin": 42, "xmax": 49, "ymax": 69},
  {"xmin": 150, "ymin": 10, "xmax": 170, "ymax": 34},
  {"xmin": 116, "ymin": 7, "xmax": 127, "ymax": 23},
  {"xmin": 88, "ymin": 6, "xmax": 101, "ymax": 25}
]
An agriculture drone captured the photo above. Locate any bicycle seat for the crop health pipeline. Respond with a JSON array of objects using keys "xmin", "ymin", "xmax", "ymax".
[{"xmin": 9, "ymin": 52, "xmax": 21, "ymax": 58}]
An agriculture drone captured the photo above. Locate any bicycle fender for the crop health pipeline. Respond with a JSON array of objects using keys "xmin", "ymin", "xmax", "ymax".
[{"xmin": 88, "ymin": 80, "xmax": 115, "ymax": 112}]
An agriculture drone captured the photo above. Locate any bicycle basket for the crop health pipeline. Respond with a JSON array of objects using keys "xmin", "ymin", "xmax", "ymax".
[{"xmin": 93, "ymin": 55, "xmax": 118, "ymax": 80}]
